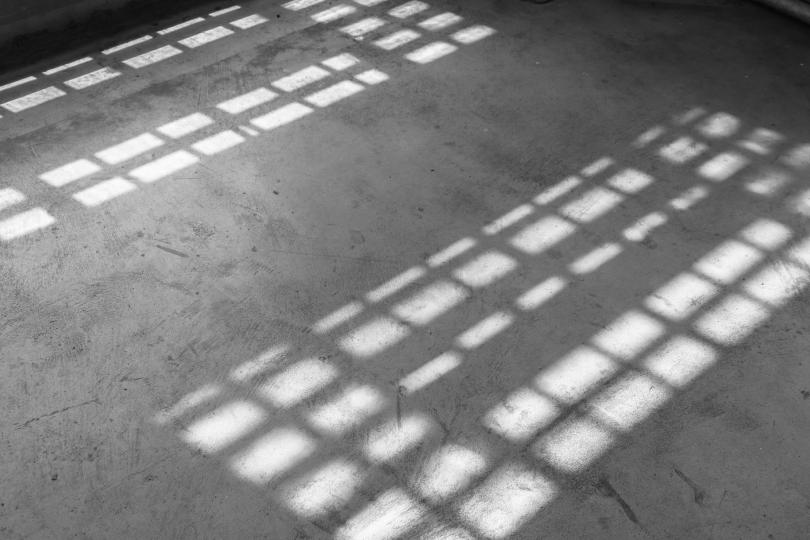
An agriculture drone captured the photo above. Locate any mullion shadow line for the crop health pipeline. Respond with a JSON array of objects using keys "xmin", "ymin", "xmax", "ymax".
[
  {"xmin": 0, "ymin": 4, "xmax": 497, "ymax": 242},
  {"xmin": 287, "ymin": 0, "xmax": 495, "ymax": 63},
  {"xmin": 153, "ymin": 103, "xmax": 803, "ymax": 536},
  {"xmin": 0, "ymin": 54, "xmax": 383, "ymax": 240},
  {"xmin": 307, "ymin": 108, "xmax": 793, "ymax": 341},
  {"xmin": 162, "ymin": 349, "xmax": 479, "ymax": 535},
  {"xmin": 67, "ymin": 56, "xmax": 369, "ymax": 183},
  {"xmin": 0, "ymin": 6, "xmax": 269, "ymax": 119},
  {"xmin": 306, "ymin": 147, "xmax": 759, "ymax": 386}
]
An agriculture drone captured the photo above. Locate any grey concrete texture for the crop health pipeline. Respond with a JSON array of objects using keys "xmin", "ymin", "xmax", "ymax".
[{"xmin": 1, "ymin": 0, "xmax": 810, "ymax": 538}]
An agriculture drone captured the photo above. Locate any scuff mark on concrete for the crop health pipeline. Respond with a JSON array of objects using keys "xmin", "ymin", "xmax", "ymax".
[
  {"xmin": 597, "ymin": 476, "xmax": 641, "ymax": 526},
  {"xmin": 673, "ymin": 466, "xmax": 709, "ymax": 506},
  {"xmin": 15, "ymin": 398, "xmax": 100, "ymax": 429},
  {"xmin": 155, "ymin": 244, "xmax": 190, "ymax": 258}
]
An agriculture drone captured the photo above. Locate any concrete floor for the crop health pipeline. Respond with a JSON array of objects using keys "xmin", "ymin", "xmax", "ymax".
[{"xmin": 2, "ymin": 0, "xmax": 810, "ymax": 538}]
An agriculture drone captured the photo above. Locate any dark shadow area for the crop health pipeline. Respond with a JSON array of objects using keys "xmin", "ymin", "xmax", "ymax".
[
  {"xmin": 0, "ymin": 0, "xmax": 237, "ymax": 74},
  {"xmin": 2, "ymin": 0, "xmax": 810, "ymax": 538}
]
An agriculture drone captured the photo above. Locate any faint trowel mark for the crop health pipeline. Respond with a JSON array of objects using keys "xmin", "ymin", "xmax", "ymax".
[
  {"xmin": 349, "ymin": 230, "xmax": 365, "ymax": 250},
  {"xmin": 673, "ymin": 466, "xmax": 710, "ymax": 506},
  {"xmin": 156, "ymin": 244, "xmax": 190, "ymax": 258}
]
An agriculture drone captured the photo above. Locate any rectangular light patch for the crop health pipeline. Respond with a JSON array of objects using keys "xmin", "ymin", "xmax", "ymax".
[
  {"xmin": 482, "ymin": 388, "xmax": 559, "ymax": 442},
  {"xmin": 129, "ymin": 150, "xmax": 199, "ymax": 183},
  {"xmin": 158, "ymin": 17, "xmax": 204, "ymax": 35},
  {"xmin": 96, "ymin": 133, "xmax": 164, "ymax": 165},
  {"xmin": 229, "ymin": 345, "xmax": 289, "ymax": 382},
  {"xmin": 257, "ymin": 358, "xmax": 339, "ymax": 408},
  {"xmin": 272, "ymin": 65, "xmax": 330, "ymax": 92},
  {"xmin": 2, "ymin": 86, "xmax": 65, "ymax": 112},
  {"xmin": 0, "ymin": 76, "xmax": 36, "ymax": 92},
  {"xmin": 568, "ymin": 243, "xmax": 622, "ymax": 274},
  {"xmin": 451, "ymin": 25, "xmax": 496, "ymax": 44},
  {"xmin": 669, "ymin": 185, "xmax": 708, "ymax": 211},
  {"xmin": 157, "ymin": 112, "xmax": 213, "ymax": 138},
  {"xmin": 533, "ymin": 416, "xmax": 615, "ymax": 472},
  {"xmin": 658, "ymin": 136, "xmax": 707, "ymax": 164},
  {"xmin": 181, "ymin": 400, "xmax": 267, "ymax": 454},
  {"xmin": 0, "ymin": 208, "xmax": 55, "ymax": 241},
  {"xmin": 72, "ymin": 177, "xmax": 137, "ymax": 207},
  {"xmin": 229, "ymin": 427, "xmax": 316, "ymax": 484},
  {"xmin": 533, "ymin": 176, "xmax": 582, "ymax": 205},
  {"xmin": 623, "ymin": 211, "xmax": 667, "ymax": 242},
  {"xmin": 483, "ymin": 204, "xmax": 534, "ymax": 235},
  {"xmin": 374, "ymin": 29, "xmax": 421, "ymax": 50},
  {"xmin": 399, "ymin": 352, "xmax": 462, "ymax": 394},
  {"xmin": 322, "ymin": 53, "xmax": 360, "ymax": 71},
  {"xmin": 427, "ymin": 237, "xmax": 476, "ymax": 267},
  {"xmin": 605, "ymin": 168, "xmax": 654, "ymax": 194},
  {"xmin": 230, "ymin": 14, "xmax": 269, "ymax": 29},
  {"xmin": 417, "ymin": 444, "xmax": 489, "ymax": 503},
  {"xmin": 510, "ymin": 215, "xmax": 576, "ymax": 255},
  {"xmin": 338, "ymin": 316, "xmax": 410, "ymax": 358},
  {"xmin": 455, "ymin": 311, "xmax": 514, "ymax": 349},
  {"xmin": 304, "ymin": 80, "xmax": 364, "ymax": 107},
  {"xmin": 210, "ymin": 5, "xmax": 241, "ymax": 17},
  {"xmin": 282, "ymin": 0, "xmax": 327, "ymax": 9},
  {"xmin": 698, "ymin": 152, "xmax": 749, "ymax": 182},
  {"xmin": 739, "ymin": 218, "xmax": 792, "ymax": 250},
  {"xmin": 641, "ymin": 335, "xmax": 716, "ymax": 388},
  {"xmin": 311, "ymin": 5, "xmax": 357, "ymax": 23},
  {"xmin": 405, "ymin": 41, "xmax": 458, "ymax": 64},
  {"xmin": 515, "ymin": 276, "xmax": 568, "ymax": 311},
  {"xmin": 452, "ymin": 251, "xmax": 516, "ymax": 288},
  {"xmin": 306, "ymin": 384, "xmax": 386, "ymax": 435},
  {"xmin": 102, "ymin": 35, "xmax": 152, "ymax": 55},
  {"xmin": 693, "ymin": 239, "xmax": 763, "ymax": 284},
  {"xmin": 633, "ymin": 126, "xmax": 666, "ymax": 148},
  {"xmin": 738, "ymin": 128, "xmax": 783, "ymax": 155},
  {"xmin": 590, "ymin": 310, "xmax": 663, "ymax": 359},
  {"xmin": 645, "ymin": 272, "xmax": 718, "ymax": 320},
  {"xmin": 581, "ymin": 157, "xmax": 615, "ymax": 177},
  {"xmin": 589, "ymin": 372, "xmax": 672, "ymax": 430},
  {"xmin": 697, "ymin": 112, "xmax": 740, "ymax": 138},
  {"xmin": 341, "ymin": 17, "xmax": 386, "ymax": 38},
  {"xmin": 0, "ymin": 188, "xmax": 25, "ymax": 212},
  {"xmin": 392, "ymin": 280, "xmax": 469, "ymax": 325},
  {"xmin": 457, "ymin": 462, "xmax": 556, "ymax": 539},
  {"xmin": 312, "ymin": 301, "xmax": 364, "ymax": 334},
  {"xmin": 355, "ymin": 69, "xmax": 389, "ymax": 85},
  {"xmin": 741, "ymin": 262, "xmax": 809, "ymax": 307},
  {"xmin": 43, "ymin": 57, "xmax": 92, "ymax": 75},
  {"xmin": 152, "ymin": 384, "xmax": 222, "ymax": 425},
  {"xmin": 357, "ymin": 289, "xmax": 393, "ymax": 321},
  {"xmin": 39, "ymin": 158, "xmax": 101, "ymax": 187},
  {"xmin": 191, "ymin": 130, "xmax": 245, "ymax": 156},
  {"xmin": 418, "ymin": 12, "xmax": 463, "ymax": 31},
  {"xmin": 558, "ymin": 187, "xmax": 624, "ymax": 223},
  {"xmin": 123, "ymin": 45, "xmax": 182, "ymax": 68},
  {"xmin": 279, "ymin": 459, "xmax": 364, "ymax": 517},
  {"xmin": 694, "ymin": 294, "xmax": 770, "ymax": 345},
  {"xmin": 535, "ymin": 346, "xmax": 617, "ymax": 403},
  {"xmin": 178, "ymin": 26, "xmax": 234, "ymax": 48},
  {"xmin": 64, "ymin": 67, "xmax": 121, "ymax": 90},
  {"xmin": 251, "ymin": 102, "xmax": 313, "ymax": 130},
  {"xmin": 364, "ymin": 414, "xmax": 434, "ymax": 463},
  {"xmin": 389, "ymin": 1, "xmax": 429, "ymax": 18}
]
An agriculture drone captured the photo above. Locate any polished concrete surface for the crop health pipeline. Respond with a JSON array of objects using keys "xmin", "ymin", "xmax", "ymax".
[{"xmin": 2, "ymin": 1, "xmax": 810, "ymax": 538}]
